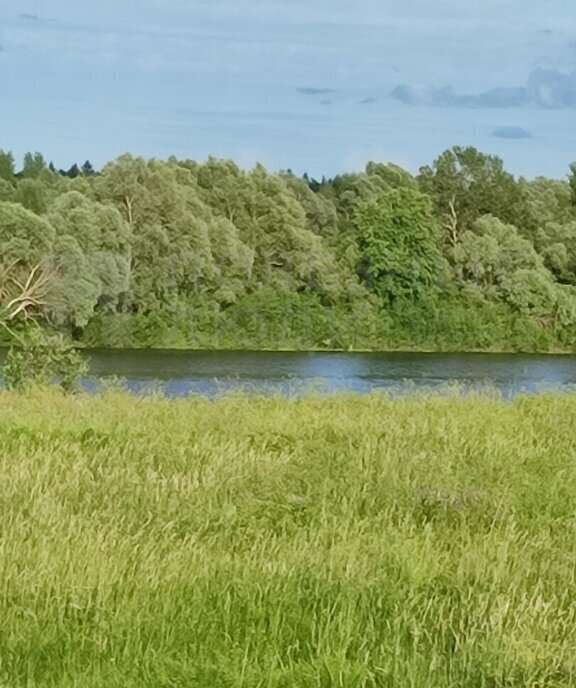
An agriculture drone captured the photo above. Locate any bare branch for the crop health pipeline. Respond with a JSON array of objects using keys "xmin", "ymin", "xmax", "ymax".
[
  {"xmin": 2, "ymin": 262, "xmax": 57, "ymax": 321},
  {"xmin": 442, "ymin": 196, "xmax": 459, "ymax": 248}
]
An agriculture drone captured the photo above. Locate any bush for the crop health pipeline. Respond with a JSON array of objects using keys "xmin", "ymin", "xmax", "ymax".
[{"xmin": 2, "ymin": 327, "xmax": 88, "ymax": 392}]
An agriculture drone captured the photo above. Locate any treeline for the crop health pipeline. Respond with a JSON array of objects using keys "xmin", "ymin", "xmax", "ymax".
[{"xmin": 0, "ymin": 146, "xmax": 576, "ymax": 351}]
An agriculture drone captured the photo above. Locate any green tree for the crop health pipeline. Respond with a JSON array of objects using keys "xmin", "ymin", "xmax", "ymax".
[
  {"xmin": 94, "ymin": 154, "xmax": 153, "ymax": 231},
  {"xmin": 569, "ymin": 162, "xmax": 576, "ymax": 210},
  {"xmin": 536, "ymin": 222, "xmax": 576, "ymax": 285},
  {"xmin": 418, "ymin": 146, "xmax": 521, "ymax": 249},
  {"xmin": 454, "ymin": 215, "xmax": 543, "ymax": 290},
  {"xmin": 282, "ymin": 173, "xmax": 340, "ymax": 242},
  {"xmin": 48, "ymin": 192, "xmax": 132, "ymax": 326},
  {"xmin": 499, "ymin": 269, "xmax": 557, "ymax": 318},
  {"xmin": 355, "ymin": 187, "xmax": 441, "ymax": 301},
  {"xmin": 0, "ymin": 150, "xmax": 15, "ymax": 182},
  {"xmin": 2, "ymin": 326, "xmax": 87, "ymax": 392},
  {"xmin": 21, "ymin": 152, "xmax": 47, "ymax": 179},
  {"xmin": 14, "ymin": 178, "xmax": 49, "ymax": 214},
  {"xmin": 196, "ymin": 159, "xmax": 345, "ymax": 299},
  {"xmin": 0, "ymin": 202, "xmax": 54, "ymax": 262},
  {"xmin": 365, "ymin": 161, "xmax": 417, "ymax": 191},
  {"xmin": 514, "ymin": 177, "xmax": 573, "ymax": 237},
  {"xmin": 0, "ymin": 180, "xmax": 14, "ymax": 202}
]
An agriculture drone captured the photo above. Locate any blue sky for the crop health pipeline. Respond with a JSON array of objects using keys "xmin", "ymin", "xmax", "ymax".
[{"xmin": 0, "ymin": 0, "xmax": 575, "ymax": 178}]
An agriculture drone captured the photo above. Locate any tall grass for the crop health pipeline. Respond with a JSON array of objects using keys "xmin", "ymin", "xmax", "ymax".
[{"xmin": 0, "ymin": 389, "xmax": 575, "ymax": 686}]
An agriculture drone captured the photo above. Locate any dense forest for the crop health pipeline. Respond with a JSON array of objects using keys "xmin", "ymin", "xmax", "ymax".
[{"xmin": 1, "ymin": 146, "xmax": 576, "ymax": 352}]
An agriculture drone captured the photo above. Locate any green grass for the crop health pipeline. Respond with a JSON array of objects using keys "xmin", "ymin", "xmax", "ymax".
[{"xmin": 1, "ymin": 389, "xmax": 576, "ymax": 687}]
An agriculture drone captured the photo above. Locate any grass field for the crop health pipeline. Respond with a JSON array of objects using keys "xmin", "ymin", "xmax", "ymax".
[{"xmin": 1, "ymin": 389, "xmax": 575, "ymax": 687}]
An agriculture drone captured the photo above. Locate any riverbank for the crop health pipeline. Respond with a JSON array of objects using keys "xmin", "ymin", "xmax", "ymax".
[
  {"xmin": 76, "ymin": 295, "xmax": 576, "ymax": 355},
  {"xmin": 3, "ymin": 293, "xmax": 576, "ymax": 355},
  {"xmin": 1, "ymin": 390, "xmax": 575, "ymax": 686}
]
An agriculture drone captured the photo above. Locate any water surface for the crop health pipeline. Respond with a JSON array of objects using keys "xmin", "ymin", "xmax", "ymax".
[{"xmin": 78, "ymin": 349, "xmax": 576, "ymax": 397}]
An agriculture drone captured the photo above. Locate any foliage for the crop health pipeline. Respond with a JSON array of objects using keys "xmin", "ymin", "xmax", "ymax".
[
  {"xmin": 0, "ymin": 150, "xmax": 15, "ymax": 182},
  {"xmin": 0, "ymin": 202, "xmax": 55, "ymax": 262},
  {"xmin": 569, "ymin": 162, "xmax": 576, "ymax": 209},
  {"xmin": 0, "ymin": 147, "xmax": 573, "ymax": 351},
  {"xmin": 355, "ymin": 187, "xmax": 442, "ymax": 300},
  {"xmin": 454, "ymin": 215, "xmax": 544, "ymax": 287},
  {"xmin": 47, "ymin": 192, "xmax": 131, "ymax": 326},
  {"xmin": 2, "ymin": 327, "xmax": 87, "ymax": 392},
  {"xmin": 418, "ymin": 145, "xmax": 521, "ymax": 243}
]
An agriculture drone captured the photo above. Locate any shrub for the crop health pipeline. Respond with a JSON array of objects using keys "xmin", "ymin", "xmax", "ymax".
[{"xmin": 2, "ymin": 326, "xmax": 87, "ymax": 392}]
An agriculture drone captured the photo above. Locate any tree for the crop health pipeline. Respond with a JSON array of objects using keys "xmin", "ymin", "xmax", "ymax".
[
  {"xmin": 514, "ymin": 177, "xmax": 573, "ymax": 237},
  {"xmin": 454, "ymin": 215, "xmax": 543, "ymax": 290},
  {"xmin": 0, "ymin": 202, "xmax": 54, "ymax": 262},
  {"xmin": 195, "ymin": 159, "xmax": 344, "ymax": 298},
  {"xmin": 535, "ymin": 221, "xmax": 576, "ymax": 285},
  {"xmin": 21, "ymin": 152, "xmax": 47, "ymax": 179},
  {"xmin": 499, "ymin": 268, "xmax": 557, "ymax": 318},
  {"xmin": 0, "ymin": 262, "xmax": 87, "ymax": 392},
  {"xmin": 2, "ymin": 327, "xmax": 87, "ymax": 391},
  {"xmin": 569, "ymin": 162, "xmax": 576, "ymax": 210},
  {"xmin": 47, "ymin": 191, "xmax": 132, "ymax": 326},
  {"xmin": 355, "ymin": 187, "xmax": 442, "ymax": 301},
  {"xmin": 81, "ymin": 160, "xmax": 96, "ymax": 176},
  {"xmin": 15, "ymin": 178, "xmax": 49, "ymax": 214},
  {"xmin": 418, "ymin": 146, "xmax": 521, "ymax": 248},
  {"xmin": 0, "ymin": 180, "xmax": 14, "ymax": 202},
  {"xmin": 62, "ymin": 163, "xmax": 80, "ymax": 179},
  {"xmin": 318, "ymin": 172, "xmax": 387, "ymax": 236},
  {"xmin": 94, "ymin": 154, "xmax": 152, "ymax": 231},
  {"xmin": 365, "ymin": 161, "xmax": 417, "ymax": 191},
  {"xmin": 282, "ymin": 173, "xmax": 340, "ymax": 242},
  {"xmin": 0, "ymin": 150, "xmax": 15, "ymax": 182}
]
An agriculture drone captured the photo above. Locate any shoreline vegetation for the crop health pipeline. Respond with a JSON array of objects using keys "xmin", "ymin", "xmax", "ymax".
[
  {"xmin": 74, "ymin": 342, "xmax": 576, "ymax": 355},
  {"xmin": 0, "ymin": 146, "xmax": 575, "ymax": 354},
  {"xmin": 1, "ymin": 389, "xmax": 575, "ymax": 686}
]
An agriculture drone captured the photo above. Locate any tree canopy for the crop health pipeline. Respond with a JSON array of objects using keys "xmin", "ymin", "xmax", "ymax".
[{"xmin": 0, "ymin": 145, "xmax": 574, "ymax": 352}]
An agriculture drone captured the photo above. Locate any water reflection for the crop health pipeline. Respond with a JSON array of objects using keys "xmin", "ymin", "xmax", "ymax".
[{"xmin": 79, "ymin": 349, "xmax": 576, "ymax": 398}]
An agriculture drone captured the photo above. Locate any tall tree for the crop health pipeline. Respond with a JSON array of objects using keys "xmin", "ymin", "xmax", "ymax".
[
  {"xmin": 355, "ymin": 187, "xmax": 441, "ymax": 301},
  {"xmin": 21, "ymin": 152, "xmax": 47, "ymax": 179},
  {"xmin": 569, "ymin": 162, "xmax": 576, "ymax": 211},
  {"xmin": 418, "ymin": 146, "xmax": 521, "ymax": 248},
  {"xmin": 0, "ymin": 150, "xmax": 15, "ymax": 183},
  {"xmin": 48, "ymin": 191, "xmax": 132, "ymax": 325}
]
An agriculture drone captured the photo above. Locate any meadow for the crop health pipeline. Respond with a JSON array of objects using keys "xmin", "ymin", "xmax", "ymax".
[{"xmin": 0, "ymin": 389, "xmax": 575, "ymax": 687}]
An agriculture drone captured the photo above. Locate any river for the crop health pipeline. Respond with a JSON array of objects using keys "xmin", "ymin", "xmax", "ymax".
[{"xmin": 66, "ymin": 349, "xmax": 576, "ymax": 397}]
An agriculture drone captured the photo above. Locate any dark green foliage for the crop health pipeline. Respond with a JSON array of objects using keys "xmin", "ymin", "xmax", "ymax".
[
  {"xmin": 355, "ymin": 187, "xmax": 442, "ymax": 301},
  {"xmin": 14, "ymin": 178, "xmax": 49, "ymax": 214},
  {"xmin": 2, "ymin": 327, "xmax": 87, "ymax": 392},
  {"xmin": 569, "ymin": 162, "xmax": 576, "ymax": 209},
  {"xmin": 0, "ymin": 146, "xmax": 573, "ymax": 351},
  {"xmin": 0, "ymin": 150, "xmax": 15, "ymax": 182}
]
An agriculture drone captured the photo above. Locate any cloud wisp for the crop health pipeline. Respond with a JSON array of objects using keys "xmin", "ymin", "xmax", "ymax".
[
  {"xmin": 391, "ymin": 68, "xmax": 576, "ymax": 109},
  {"xmin": 491, "ymin": 126, "xmax": 532, "ymax": 139},
  {"xmin": 297, "ymin": 87, "xmax": 337, "ymax": 96}
]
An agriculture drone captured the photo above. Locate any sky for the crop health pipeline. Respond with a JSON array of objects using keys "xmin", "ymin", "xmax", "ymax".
[{"xmin": 0, "ymin": 0, "xmax": 575, "ymax": 179}]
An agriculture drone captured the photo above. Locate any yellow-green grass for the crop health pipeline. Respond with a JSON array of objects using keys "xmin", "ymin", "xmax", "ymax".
[{"xmin": 1, "ymin": 389, "xmax": 576, "ymax": 687}]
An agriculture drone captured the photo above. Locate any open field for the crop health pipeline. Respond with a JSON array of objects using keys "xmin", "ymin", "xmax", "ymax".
[{"xmin": 1, "ymin": 390, "xmax": 576, "ymax": 686}]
